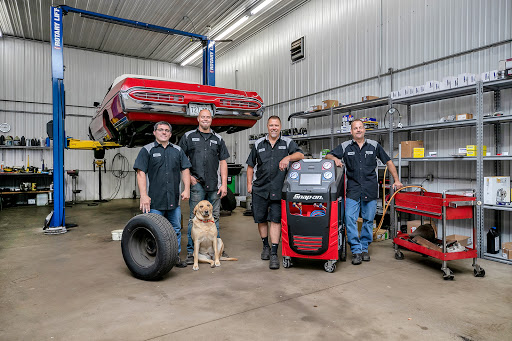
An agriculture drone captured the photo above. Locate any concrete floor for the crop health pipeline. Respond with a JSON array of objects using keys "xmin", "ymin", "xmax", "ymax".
[{"xmin": 0, "ymin": 199, "xmax": 511, "ymax": 341}]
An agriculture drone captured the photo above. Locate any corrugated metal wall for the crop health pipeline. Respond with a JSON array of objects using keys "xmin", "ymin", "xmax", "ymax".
[
  {"xmin": 0, "ymin": 37, "xmax": 201, "ymax": 202},
  {"xmin": 215, "ymin": 0, "xmax": 512, "ymax": 243}
]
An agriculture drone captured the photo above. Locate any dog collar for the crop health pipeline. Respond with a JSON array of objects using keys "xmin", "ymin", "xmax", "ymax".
[{"xmin": 198, "ymin": 218, "xmax": 215, "ymax": 223}]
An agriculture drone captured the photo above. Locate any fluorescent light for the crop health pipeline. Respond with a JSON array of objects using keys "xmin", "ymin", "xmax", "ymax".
[
  {"xmin": 251, "ymin": 0, "xmax": 273, "ymax": 15},
  {"xmin": 181, "ymin": 49, "xmax": 203, "ymax": 66},
  {"xmin": 215, "ymin": 15, "xmax": 248, "ymax": 41},
  {"xmin": 180, "ymin": 13, "xmax": 250, "ymax": 66}
]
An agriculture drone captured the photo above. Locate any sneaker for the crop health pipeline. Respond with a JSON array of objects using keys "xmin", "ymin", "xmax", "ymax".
[
  {"xmin": 362, "ymin": 252, "xmax": 370, "ymax": 262},
  {"xmin": 185, "ymin": 253, "xmax": 194, "ymax": 265},
  {"xmin": 175, "ymin": 256, "xmax": 187, "ymax": 268},
  {"xmin": 352, "ymin": 253, "xmax": 362, "ymax": 265},
  {"xmin": 269, "ymin": 254, "xmax": 280, "ymax": 269},
  {"xmin": 261, "ymin": 245, "xmax": 270, "ymax": 260},
  {"xmin": 222, "ymin": 250, "xmax": 229, "ymax": 258}
]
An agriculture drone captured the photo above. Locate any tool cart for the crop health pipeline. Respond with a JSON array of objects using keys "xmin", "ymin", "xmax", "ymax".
[{"xmin": 393, "ymin": 188, "xmax": 485, "ymax": 280}]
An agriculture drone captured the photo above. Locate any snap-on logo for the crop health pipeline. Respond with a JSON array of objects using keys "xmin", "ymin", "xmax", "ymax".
[{"xmin": 292, "ymin": 194, "xmax": 323, "ymax": 200}]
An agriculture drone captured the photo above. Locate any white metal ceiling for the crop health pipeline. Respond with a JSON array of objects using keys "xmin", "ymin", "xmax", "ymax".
[{"xmin": 0, "ymin": 0, "xmax": 309, "ymax": 67}]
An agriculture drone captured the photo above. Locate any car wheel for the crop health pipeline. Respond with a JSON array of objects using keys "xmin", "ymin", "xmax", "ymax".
[{"xmin": 121, "ymin": 213, "xmax": 178, "ymax": 281}]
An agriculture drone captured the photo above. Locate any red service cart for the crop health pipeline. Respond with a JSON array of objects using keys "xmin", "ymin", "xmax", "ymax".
[{"xmin": 393, "ymin": 188, "xmax": 485, "ymax": 280}]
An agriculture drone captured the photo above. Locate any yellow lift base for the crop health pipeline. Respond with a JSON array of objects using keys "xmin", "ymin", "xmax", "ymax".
[{"xmin": 66, "ymin": 138, "xmax": 122, "ymax": 150}]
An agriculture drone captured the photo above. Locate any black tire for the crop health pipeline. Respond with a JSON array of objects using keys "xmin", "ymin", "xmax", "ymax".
[
  {"xmin": 338, "ymin": 224, "xmax": 347, "ymax": 261},
  {"xmin": 121, "ymin": 213, "xmax": 178, "ymax": 281},
  {"xmin": 94, "ymin": 148, "xmax": 105, "ymax": 159},
  {"xmin": 221, "ymin": 187, "xmax": 237, "ymax": 211}
]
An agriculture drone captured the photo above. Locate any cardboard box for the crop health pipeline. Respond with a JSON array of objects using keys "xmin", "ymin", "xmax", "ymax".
[
  {"xmin": 412, "ymin": 236, "xmax": 442, "ymax": 252},
  {"xmin": 407, "ymin": 220, "xmax": 422, "ymax": 234},
  {"xmin": 425, "ymin": 80, "xmax": 440, "ymax": 92},
  {"xmin": 323, "ymin": 100, "xmax": 339, "ymax": 108},
  {"xmin": 502, "ymin": 242, "xmax": 512, "ymax": 259},
  {"xmin": 362, "ymin": 96, "xmax": 379, "ymax": 101},
  {"xmin": 456, "ymin": 113, "xmax": 473, "ymax": 121},
  {"xmin": 466, "ymin": 145, "xmax": 487, "ymax": 156},
  {"xmin": 413, "ymin": 148, "xmax": 424, "ymax": 158},
  {"xmin": 407, "ymin": 220, "xmax": 437, "ymax": 235},
  {"xmin": 484, "ymin": 176, "xmax": 510, "ymax": 205},
  {"xmin": 357, "ymin": 217, "xmax": 376, "ymax": 232},
  {"xmin": 373, "ymin": 228, "xmax": 389, "ymax": 242},
  {"xmin": 446, "ymin": 234, "xmax": 471, "ymax": 247},
  {"xmin": 401, "ymin": 141, "xmax": 424, "ymax": 158},
  {"xmin": 313, "ymin": 105, "xmax": 323, "ymax": 111},
  {"xmin": 440, "ymin": 76, "xmax": 457, "ymax": 90}
]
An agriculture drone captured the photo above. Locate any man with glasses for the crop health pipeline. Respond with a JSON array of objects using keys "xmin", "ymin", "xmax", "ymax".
[
  {"xmin": 179, "ymin": 109, "xmax": 230, "ymax": 265},
  {"xmin": 134, "ymin": 121, "xmax": 191, "ymax": 268}
]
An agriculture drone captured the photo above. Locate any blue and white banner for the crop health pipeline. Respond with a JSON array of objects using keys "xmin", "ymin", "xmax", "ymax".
[{"xmin": 51, "ymin": 6, "xmax": 64, "ymax": 79}]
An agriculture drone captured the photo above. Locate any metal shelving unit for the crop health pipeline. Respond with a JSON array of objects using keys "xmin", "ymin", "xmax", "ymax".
[
  {"xmin": 393, "ymin": 78, "xmax": 512, "ymax": 265},
  {"xmin": 288, "ymin": 78, "xmax": 512, "ymax": 265}
]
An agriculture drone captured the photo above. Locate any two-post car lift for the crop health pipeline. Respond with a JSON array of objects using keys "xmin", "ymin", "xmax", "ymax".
[{"xmin": 47, "ymin": 5, "xmax": 215, "ymax": 233}]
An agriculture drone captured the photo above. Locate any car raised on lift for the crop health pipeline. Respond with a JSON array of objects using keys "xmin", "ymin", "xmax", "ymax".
[{"xmin": 89, "ymin": 74, "xmax": 265, "ymax": 146}]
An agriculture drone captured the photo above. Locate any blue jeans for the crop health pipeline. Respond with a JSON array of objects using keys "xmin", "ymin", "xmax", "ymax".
[
  {"xmin": 187, "ymin": 183, "xmax": 220, "ymax": 254},
  {"xmin": 150, "ymin": 207, "xmax": 182, "ymax": 254},
  {"xmin": 345, "ymin": 198, "xmax": 377, "ymax": 254}
]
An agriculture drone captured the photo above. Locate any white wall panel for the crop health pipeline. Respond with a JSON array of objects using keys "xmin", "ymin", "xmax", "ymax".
[
  {"xmin": 0, "ymin": 37, "xmax": 201, "ymax": 202},
  {"xmin": 215, "ymin": 0, "xmax": 512, "ymax": 238}
]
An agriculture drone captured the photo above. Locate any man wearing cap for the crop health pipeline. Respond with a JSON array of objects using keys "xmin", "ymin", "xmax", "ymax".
[{"xmin": 134, "ymin": 121, "xmax": 191, "ymax": 268}]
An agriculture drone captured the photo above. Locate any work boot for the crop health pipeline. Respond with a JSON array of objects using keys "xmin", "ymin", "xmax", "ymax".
[
  {"xmin": 185, "ymin": 253, "xmax": 194, "ymax": 265},
  {"xmin": 352, "ymin": 253, "xmax": 362, "ymax": 265},
  {"xmin": 362, "ymin": 252, "xmax": 370, "ymax": 262},
  {"xmin": 261, "ymin": 245, "xmax": 270, "ymax": 260},
  {"xmin": 269, "ymin": 254, "xmax": 280, "ymax": 270},
  {"xmin": 175, "ymin": 256, "xmax": 187, "ymax": 268}
]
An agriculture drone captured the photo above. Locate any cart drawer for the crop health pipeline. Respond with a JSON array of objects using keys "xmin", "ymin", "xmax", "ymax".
[{"xmin": 395, "ymin": 192, "xmax": 475, "ymax": 220}]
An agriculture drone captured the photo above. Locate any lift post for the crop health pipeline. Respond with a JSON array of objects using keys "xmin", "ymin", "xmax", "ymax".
[{"xmin": 48, "ymin": 5, "xmax": 215, "ymax": 230}]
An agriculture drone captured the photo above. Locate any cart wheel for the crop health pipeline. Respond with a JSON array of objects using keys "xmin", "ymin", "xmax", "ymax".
[
  {"xmin": 442, "ymin": 268, "xmax": 454, "ymax": 280},
  {"xmin": 394, "ymin": 251, "xmax": 404, "ymax": 260},
  {"xmin": 474, "ymin": 268, "xmax": 485, "ymax": 277},
  {"xmin": 283, "ymin": 257, "xmax": 292, "ymax": 269},
  {"xmin": 324, "ymin": 260, "xmax": 336, "ymax": 273}
]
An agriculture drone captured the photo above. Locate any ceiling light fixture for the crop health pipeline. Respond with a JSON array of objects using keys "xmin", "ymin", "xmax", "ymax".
[
  {"xmin": 181, "ymin": 49, "xmax": 203, "ymax": 66},
  {"xmin": 181, "ymin": 15, "xmax": 249, "ymax": 66},
  {"xmin": 215, "ymin": 15, "xmax": 248, "ymax": 41},
  {"xmin": 251, "ymin": 0, "xmax": 274, "ymax": 15}
]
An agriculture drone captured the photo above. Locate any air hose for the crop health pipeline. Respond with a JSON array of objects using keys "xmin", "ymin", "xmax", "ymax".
[{"xmin": 373, "ymin": 156, "xmax": 427, "ymax": 238}]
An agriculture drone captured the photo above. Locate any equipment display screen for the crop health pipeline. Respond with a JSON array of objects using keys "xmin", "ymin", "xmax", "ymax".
[{"xmin": 299, "ymin": 173, "xmax": 322, "ymax": 185}]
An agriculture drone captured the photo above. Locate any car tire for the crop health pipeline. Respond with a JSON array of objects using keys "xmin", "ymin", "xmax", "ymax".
[
  {"xmin": 221, "ymin": 188, "xmax": 237, "ymax": 211},
  {"xmin": 121, "ymin": 213, "xmax": 178, "ymax": 281}
]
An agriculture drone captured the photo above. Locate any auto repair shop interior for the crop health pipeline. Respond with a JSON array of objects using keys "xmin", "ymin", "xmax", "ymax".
[{"xmin": 1, "ymin": 1, "xmax": 512, "ymax": 340}]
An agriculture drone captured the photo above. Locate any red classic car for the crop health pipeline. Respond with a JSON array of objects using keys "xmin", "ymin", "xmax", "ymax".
[{"xmin": 89, "ymin": 75, "xmax": 264, "ymax": 146}]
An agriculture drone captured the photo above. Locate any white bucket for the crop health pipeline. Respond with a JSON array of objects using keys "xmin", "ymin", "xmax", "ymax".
[{"xmin": 111, "ymin": 229, "xmax": 123, "ymax": 241}]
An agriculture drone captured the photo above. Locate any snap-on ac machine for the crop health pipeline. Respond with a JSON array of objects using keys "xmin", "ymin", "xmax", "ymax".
[{"xmin": 281, "ymin": 159, "xmax": 346, "ymax": 272}]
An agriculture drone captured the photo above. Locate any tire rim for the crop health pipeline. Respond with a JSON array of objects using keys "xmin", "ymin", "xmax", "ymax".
[{"xmin": 129, "ymin": 226, "xmax": 158, "ymax": 268}]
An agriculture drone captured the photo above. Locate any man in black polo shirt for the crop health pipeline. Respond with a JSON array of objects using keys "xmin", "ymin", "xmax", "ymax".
[
  {"xmin": 134, "ymin": 121, "xmax": 191, "ymax": 268},
  {"xmin": 179, "ymin": 109, "xmax": 230, "ymax": 265},
  {"xmin": 246, "ymin": 116, "xmax": 304, "ymax": 269},
  {"xmin": 326, "ymin": 119, "xmax": 402, "ymax": 265}
]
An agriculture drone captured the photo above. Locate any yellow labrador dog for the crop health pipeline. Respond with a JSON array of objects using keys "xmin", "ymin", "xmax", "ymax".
[{"xmin": 191, "ymin": 200, "xmax": 237, "ymax": 271}]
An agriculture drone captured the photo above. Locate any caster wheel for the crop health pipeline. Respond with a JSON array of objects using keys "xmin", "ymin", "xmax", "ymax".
[
  {"xmin": 442, "ymin": 268, "xmax": 454, "ymax": 280},
  {"xmin": 395, "ymin": 251, "xmax": 404, "ymax": 260},
  {"xmin": 283, "ymin": 257, "xmax": 292, "ymax": 268},
  {"xmin": 474, "ymin": 268, "xmax": 485, "ymax": 277},
  {"xmin": 324, "ymin": 261, "xmax": 336, "ymax": 273}
]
